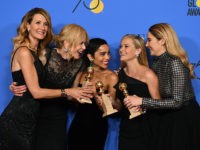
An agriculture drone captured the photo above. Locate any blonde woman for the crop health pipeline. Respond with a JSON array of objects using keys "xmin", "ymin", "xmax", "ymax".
[
  {"xmin": 125, "ymin": 23, "xmax": 200, "ymax": 150},
  {"xmin": 114, "ymin": 34, "xmax": 160, "ymax": 150},
  {"xmin": 3, "ymin": 10, "xmax": 93, "ymax": 150}
]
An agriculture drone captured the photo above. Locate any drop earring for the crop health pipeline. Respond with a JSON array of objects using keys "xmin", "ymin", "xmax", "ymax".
[
  {"xmin": 64, "ymin": 48, "xmax": 70, "ymax": 53},
  {"xmin": 89, "ymin": 59, "xmax": 94, "ymax": 67}
]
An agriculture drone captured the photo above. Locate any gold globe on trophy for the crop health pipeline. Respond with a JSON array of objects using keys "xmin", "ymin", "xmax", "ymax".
[
  {"xmin": 119, "ymin": 82, "xmax": 143, "ymax": 119},
  {"xmin": 95, "ymin": 81, "xmax": 118, "ymax": 117}
]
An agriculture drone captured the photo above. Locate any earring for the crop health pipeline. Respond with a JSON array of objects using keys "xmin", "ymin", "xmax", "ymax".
[
  {"xmin": 64, "ymin": 48, "xmax": 70, "ymax": 53},
  {"xmin": 27, "ymin": 28, "xmax": 30, "ymax": 32},
  {"xmin": 89, "ymin": 59, "xmax": 94, "ymax": 67},
  {"xmin": 135, "ymin": 53, "xmax": 139, "ymax": 57}
]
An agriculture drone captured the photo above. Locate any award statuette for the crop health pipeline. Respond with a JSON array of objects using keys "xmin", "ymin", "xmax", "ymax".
[
  {"xmin": 81, "ymin": 66, "xmax": 94, "ymax": 104},
  {"xmin": 95, "ymin": 81, "xmax": 118, "ymax": 117},
  {"xmin": 119, "ymin": 82, "xmax": 143, "ymax": 119}
]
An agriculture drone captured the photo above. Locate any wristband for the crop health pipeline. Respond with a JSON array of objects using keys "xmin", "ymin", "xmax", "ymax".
[{"xmin": 61, "ymin": 89, "xmax": 67, "ymax": 97}]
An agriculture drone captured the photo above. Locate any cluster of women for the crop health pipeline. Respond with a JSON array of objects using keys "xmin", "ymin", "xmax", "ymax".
[{"xmin": 0, "ymin": 7, "xmax": 200, "ymax": 150}]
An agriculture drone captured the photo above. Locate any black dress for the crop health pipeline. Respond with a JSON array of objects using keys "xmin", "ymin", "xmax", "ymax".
[
  {"xmin": 35, "ymin": 48, "xmax": 85, "ymax": 150},
  {"xmin": 115, "ymin": 69, "xmax": 154, "ymax": 150},
  {"xmin": 142, "ymin": 52, "xmax": 200, "ymax": 150},
  {"xmin": 0, "ymin": 47, "xmax": 45, "ymax": 150},
  {"xmin": 68, "ymin": 87, "xmax": 108, "ymax": 150}
]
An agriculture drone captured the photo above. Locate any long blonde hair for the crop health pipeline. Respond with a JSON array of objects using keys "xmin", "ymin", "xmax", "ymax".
[
  {"xmin": 12, "ymin": 7, "xmax": 54, "ymax": 64},
  {"xmin": 149, "ymin": 23, "xmax": 194, "ymax": 78},
  {"xmin": 120, "ymin": 34, "xmax": 149, "ymax": 68},
  {"xmin": 54, "ymin": 24, "xmax": 89, "ymax": 49}
]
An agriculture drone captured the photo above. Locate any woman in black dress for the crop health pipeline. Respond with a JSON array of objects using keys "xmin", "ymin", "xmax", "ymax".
[
  {"xmin": 114, "ymin": 34, "xmax": 160, "ymax": 150},
  {"xmin": 35, "ymin": 24, "xmax": 93, "ymax": 150},
  {"xmin": 68, "ymin": 38, "xmax": 121, "ymax": 150},
  {"xmin": 6, "ymin": 20, "xmax": 93, "ymax": 150},
  {"xmin": 125, "ymin": 23, "xmax": 200, "ymax": 150},
  {"xmin": 0, "ymin": 8, "xmax": 74, "ymax": 150}
]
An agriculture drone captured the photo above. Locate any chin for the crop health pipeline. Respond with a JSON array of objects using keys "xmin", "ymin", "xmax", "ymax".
[
  {"xmin": 150, "ymin": 52, "xmax": 154, "ymax": 56},
  {"xmin": 37, "ymin": 35, "xmax": 46, "ymax": 40},
  {"xmin": 74, "ymin": 55, "xmax": 81, "ymax": 60}
]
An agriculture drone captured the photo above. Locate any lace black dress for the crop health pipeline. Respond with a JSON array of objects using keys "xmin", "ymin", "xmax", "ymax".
[
  {"xmin": 68, "ymin": 86, "xmax": 108, "ymax": 150},
  {"xmin": 0, "ymin": 47, "xmax": 45, "ymax": 150},
  {"xmin": 115, "ymin": 69, "xmax": 155, "ymax": 150},
  {"xmin": 35, "ymin": 48, "xmax": 85, "ymax": 150}
]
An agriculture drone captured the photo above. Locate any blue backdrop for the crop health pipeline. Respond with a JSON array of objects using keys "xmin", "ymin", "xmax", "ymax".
[{"xmin": 0, "ymin": 0, "xmax": 200, "ymax": 114}]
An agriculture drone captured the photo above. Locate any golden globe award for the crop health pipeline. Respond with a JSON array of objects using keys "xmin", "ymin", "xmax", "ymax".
[
  {"xmin": 119, "ymin": 82, "xmax": 143, "ymax": 119},
  {"xmin": 81, "ymin": 66, "xmax": 94, "ymax": 104},
  {"xmin": 95, "ymin": 81, "xmax": 118, "ymax": 117}
]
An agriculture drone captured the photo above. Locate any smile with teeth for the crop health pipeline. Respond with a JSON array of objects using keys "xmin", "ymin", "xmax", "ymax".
[
  {"xmin": 120, "ymin": 53, "xmax": 126, "ymax": 56},
  {"xmin": 103, "ymin": 61, "xmax": 108, "ymax": 65},
  {"xmin": 37, "ymin": 32, "xmax": 46, "ymax": 37}
]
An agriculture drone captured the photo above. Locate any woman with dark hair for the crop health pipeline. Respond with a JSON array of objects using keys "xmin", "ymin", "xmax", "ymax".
[{"xmin": 68, "ymin": 38, "xmax": 121, "ymax": 150}]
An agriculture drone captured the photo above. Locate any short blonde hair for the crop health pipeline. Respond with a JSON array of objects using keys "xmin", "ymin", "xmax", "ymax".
[{"xmin": 54, "ymin": 24, "xmax": 89, "ymax": 49}]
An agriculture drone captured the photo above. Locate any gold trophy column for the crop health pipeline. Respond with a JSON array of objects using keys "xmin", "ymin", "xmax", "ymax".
[
  {"xmin": 96, "ymin": 81, "xmax": 118, "ymax": 117},
  {"xmin": 119, "ymin": 82, "xmax": 143, "ymax": 119},
  {"xmin": 81, "ymin": 66, "xmax": 93, "ymax": 104}
]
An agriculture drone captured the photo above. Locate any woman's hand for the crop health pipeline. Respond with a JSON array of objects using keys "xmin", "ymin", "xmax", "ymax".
[
  {"xmin": 68, "ymin": 86, "xmax": 94, "ymax": 103},
  {"xmin": 123, "ymin": 95, "xmax": 142, "ymax": 109},
  {"xmin": 9, "ymin": 82, "xmax": 27, "ymax": 96},
  {"xmin": 94, "ymin": 94, "xmax": 104, "ymax": 111}
]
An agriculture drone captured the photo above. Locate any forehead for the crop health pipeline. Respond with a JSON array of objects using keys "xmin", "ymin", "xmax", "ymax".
[
  {"xmin": 121, "ymin": 37, "xmax": 132, "ymax": 44},
  {"xmin": 147, "ymin": 32, "xmax": 155, "ymax": 38},
  {"xmin": 32, "ymin": 13, "xmax": 47, "ymax": 22},
  {"xmin": 96, "ymin": 44, "xmax": 109, "ymax": 52}
]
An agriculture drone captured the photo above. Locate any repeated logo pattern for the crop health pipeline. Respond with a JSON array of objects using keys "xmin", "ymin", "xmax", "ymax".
[
  {"xmin": 73, "ymin": 0, "xmax": 104, "ymax": 14},
  {"xmin": 187, "ymin": 0, "xmax": 200, "ymax": 16}
]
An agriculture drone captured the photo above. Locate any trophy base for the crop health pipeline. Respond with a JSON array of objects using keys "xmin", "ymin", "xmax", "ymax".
[
  {"xmin": 101, "ymin": 94, "xmax": 118, "ymax": 117},
  {"xmin": 102, "ymin": 109, "xmax": 118, "ymax": 117},
  {"xmin": 81, "ymin": 98, "xmax": 92, "ymax": 104},
  {"xmin": 129, "ymin": 108, "xmax": 145, "ymax": 119}
]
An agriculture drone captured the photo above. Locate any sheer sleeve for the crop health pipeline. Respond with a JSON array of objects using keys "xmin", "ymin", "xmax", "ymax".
[{"xmin": 142, "ymin": 53, "xmax": 195, "ymax": 109}]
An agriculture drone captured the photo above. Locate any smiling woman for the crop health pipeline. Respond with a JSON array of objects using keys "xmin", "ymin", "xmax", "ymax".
[
  {"xmin": 0, "ymin": 7, "xmax": 55, "ymax": 150},
  {"xmin": 0, "ymin": 8, "xmax": 93, "ymax": 150},
  {"xmin": 68, "ymin": 38, "xmax": 121, "ymax": 150}
]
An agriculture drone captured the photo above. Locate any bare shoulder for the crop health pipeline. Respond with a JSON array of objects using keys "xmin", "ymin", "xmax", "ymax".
[
  {"xmin": 107, "ymin": 70, "xmax": 118, "ymax": 81},
  {"xmin": 144, "ymin": 67, "xmax": 158, "ymax": 82},
  {"xmin": 15, "ymin": 47, "xmax": 33, "ymax": 58},
  {"xmin": 12, "ymin": 47, "xmax": 34, "ymax": 63}
]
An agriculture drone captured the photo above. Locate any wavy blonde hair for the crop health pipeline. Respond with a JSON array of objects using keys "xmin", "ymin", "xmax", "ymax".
[
  {"xmin": 120, "ymin": 34, "xmax": 149, "ymax": 68},
  {"xmin": 12, "ymin": 7, "xmax": 54, "ymax": 64},
  {"xmin": 149, "ymin": 23, "xmax": 194, "ymax": 78},
  {"xmin": 54, "ymin": 24, "xmax": 89, "ymax": 49}
]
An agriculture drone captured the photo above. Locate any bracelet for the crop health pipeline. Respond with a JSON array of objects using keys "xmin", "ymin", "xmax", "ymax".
[{"xmin": 61, "ymin": 89, "xmax": 67, "ymax": 97}]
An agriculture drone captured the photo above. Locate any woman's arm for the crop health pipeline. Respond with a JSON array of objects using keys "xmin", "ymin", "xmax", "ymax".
[
  {"xmin": 124, "ymin": 69, "xmax": 160, "ymax": 109},
  {"xmin": 107, "ymin": 72, "xmax": 122, "ymax": 110},
  {"xmin": 125, "ymin": 59, "xmax": 189, "ymax": 109},
  {"xmin": 14, "ymin": 47, "xmax": 93, "ymax": 100}
]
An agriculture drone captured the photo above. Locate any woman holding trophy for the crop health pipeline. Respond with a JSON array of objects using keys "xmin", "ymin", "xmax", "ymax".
[
  {"xmin": 123, "ymin": 23, "xmax": 200, "ymax": 150},
  {"xmin": 114, "ymin": 34, "xmax": 160, "ymax": 150},
  {"xmin": 68, "ymin": 38, "xmax": 121, "ymax": 150}
]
